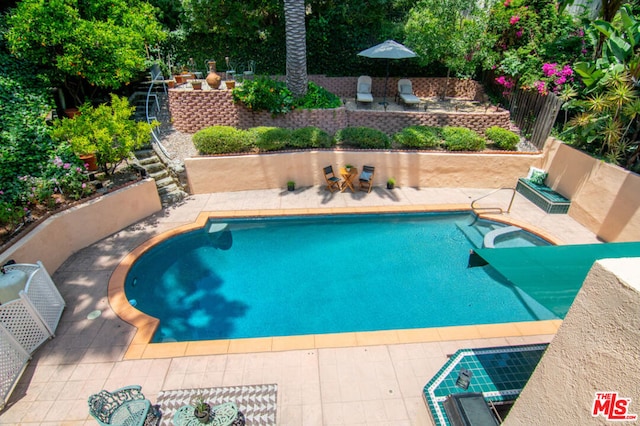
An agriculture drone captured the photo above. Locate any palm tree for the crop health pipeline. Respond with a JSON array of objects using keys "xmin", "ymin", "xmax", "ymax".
[{"xmin": 283, "ymin": 0, "xmax": 308, "ymax": 98}]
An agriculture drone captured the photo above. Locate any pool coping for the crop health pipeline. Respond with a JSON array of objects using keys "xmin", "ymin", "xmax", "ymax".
[{"xmin": 107, "ymin": 205, "xmax": 565, "ymax": 360}]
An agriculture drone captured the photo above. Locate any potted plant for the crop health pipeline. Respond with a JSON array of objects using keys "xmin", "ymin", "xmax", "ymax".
[
  {"xmin": 345, "ymin": 164, "xmax": 353, "ymax": 172},
  {"xmin": 191, "ymin": 80, "xmax": 203, "ymax": 90},
  {"xmin": 287, "ymin": 180, "xmax": 295, "ymax": 191},
  {"xmin": 192, "ymin": 396, "xmax": 211, "ymax": 423},
  {"xmin": 387, "ymin": 178, "xmax": 396, "ymax": 189},
  {"xmin": 50, "ymin": 94, "xmax": 157, "ymax": 175}
]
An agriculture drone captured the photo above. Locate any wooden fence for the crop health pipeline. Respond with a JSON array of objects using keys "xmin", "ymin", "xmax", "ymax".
[{"xmin": 508, "ymin": 88, "xmax": 563, "ymax": 149}]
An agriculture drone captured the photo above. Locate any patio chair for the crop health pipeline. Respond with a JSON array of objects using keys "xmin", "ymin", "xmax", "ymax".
[
  {"xmin": 396, "ymin": 79, "xmax": 421, "ymax": 108},
  {"xmin": 356, "ymin": 76, "xmax": 374, "ymax": 106},
  {"xmin": 323, "ymin": 165, "xmax": 342, "ymax": 192},
  {"xmin": 359, "ymin": 165, "xmax": 375, "ymax": 193},
  {"xmin": 88, "ymin": 385, "xmax": 160, "ymax": 426}
]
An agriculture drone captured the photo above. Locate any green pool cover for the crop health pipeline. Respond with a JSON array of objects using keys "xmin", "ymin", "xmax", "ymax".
[{"xmin": 474, "ymin": 242, "xmax": 640, "ymax": 317}]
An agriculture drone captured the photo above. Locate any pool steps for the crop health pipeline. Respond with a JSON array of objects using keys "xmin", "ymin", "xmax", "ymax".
[
  {"xmin": 483, "ymin": 226, "xmax": 523, "ymax": 248},
  {"xmin": 455, "ymin": 218, "xmax": 507, "ymax": 248}
]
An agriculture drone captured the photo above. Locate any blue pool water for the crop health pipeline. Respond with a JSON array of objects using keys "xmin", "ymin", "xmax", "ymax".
[{"xmin": 125, "ymin": 213, "xmax": 557, "ymax": 343}]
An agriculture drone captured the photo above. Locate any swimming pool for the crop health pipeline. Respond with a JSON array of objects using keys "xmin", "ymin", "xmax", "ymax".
[{"xmin": 125, "ymin": 212, "xmax": 557, "ymax": 343}]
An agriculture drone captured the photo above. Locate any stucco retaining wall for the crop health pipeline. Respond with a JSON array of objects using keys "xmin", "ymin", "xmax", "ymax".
[
  {"xmin": 0, "ymin": 179, "xmax": 161, "ymax": 273},
  {"xmin": 505, "ymin": 258, "xmax": 640, "ymax": 425},
  {"xmin": 185, "ymin": 150, "xmax": 539, "ymax": 194},
  {"xmin": 542, "ymin": 138, "xmax": 640, "ymax": 242}
]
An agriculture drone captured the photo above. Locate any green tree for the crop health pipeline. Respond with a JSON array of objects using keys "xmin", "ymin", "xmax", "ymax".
[
  {"xmin": 405, "ymin": 0, "xmax": 487, "ymax": 97},
  {"xmin": 6, "ymin": 0, "xmax": 165, "ymax": 105},
  {"xmin": 284, "ymin": 0, "xmax": 308, "ymax": 98}
]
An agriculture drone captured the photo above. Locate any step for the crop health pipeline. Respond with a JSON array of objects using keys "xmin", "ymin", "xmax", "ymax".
[
  {"xmin": 144, "ymin": 163, "xmax": 166, "ymax": 174},
  {"xmin": 138, "ymin": 155, "xmax": 161, "ymax": 166},
  {"xmin": 160, "ymin": 190, "xmax": 188, "ymax": 206},
  {"xmin": 155, "ymin": 177, "xmax": 175, "ymax": 189},
  {"xmin": 158, "ymin": 182, "xmax": 180, "ymax": 195},
  {"xmin": 135, "ymin": 149, "xmax": 156, "ymax": 159},
  {"xmin": 149, "ymin": 169, "xmax": 169, "ymax": 180}
]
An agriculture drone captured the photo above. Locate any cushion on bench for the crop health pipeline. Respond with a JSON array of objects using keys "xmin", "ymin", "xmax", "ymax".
[{"xmin": 516, "ymin": 178, "xmax": 570, "ymax": 214}]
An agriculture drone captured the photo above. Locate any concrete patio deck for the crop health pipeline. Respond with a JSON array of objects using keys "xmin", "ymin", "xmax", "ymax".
[{"xmin": 0, "ymin": 186, "xmax": 600, "ymax": 425}]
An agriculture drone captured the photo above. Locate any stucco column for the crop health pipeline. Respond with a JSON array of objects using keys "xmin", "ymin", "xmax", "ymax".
[{"xmin": 505, "ymin": 257, "xmax": 640, "ymax": 425}]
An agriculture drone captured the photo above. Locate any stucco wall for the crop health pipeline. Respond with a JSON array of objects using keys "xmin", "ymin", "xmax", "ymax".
[
  {"xmin": 185, "ymin": 150, "xmax": 539, "ymax": 193},
  {"xmin": 0, "ymin": 179, "xmax": 161, "ymax": 273},
  {"xmin": 543, "ymin": 139, "xmax": 640, "ymax": 242},
  {"xmin": 505, "ymin": 258, "xmax": 640, "ymax": 425}
]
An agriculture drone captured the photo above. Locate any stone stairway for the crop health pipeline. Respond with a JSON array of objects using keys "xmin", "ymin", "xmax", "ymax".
[{"xmin": 134, "ymin": 148, "xmax": 188, "ymax": 207}]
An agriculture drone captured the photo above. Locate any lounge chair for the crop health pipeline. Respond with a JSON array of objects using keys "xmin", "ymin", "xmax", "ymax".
[
  {"xmin": 359, "ymin": 165, "xmax": 375, "ymax": 193},
  {"xmin": 356, "ymin": 76, "xmax": 374, "ymax": 106},
  {"xmin": 88, "ymin": 385, "xmax": 160, "ymax": 426},
  {"xmin": 396, "ymin": 78, "xmax": 420, "ymax": 108},
  {"xmin": 323, "ymin": 165, "xmax": 342, "ymax": 192}
]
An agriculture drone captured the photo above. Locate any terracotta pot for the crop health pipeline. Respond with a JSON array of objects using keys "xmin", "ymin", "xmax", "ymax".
[
  {"xmin": 64, "ymin": 108, "xmax": 80, "ymax": 119},
  {"xmin": 206, "ymin": 61, "xmax": 221, "ymax": 90},
  {"xmin": 191, "ymin": 81, "xmax": 202, "ymax": 90},
  {"xmin": 225, "ymin": 80, "xmax": 236, "ymax": 90},
  {"xmin": 79, "ymin": 153, "xmax": 98, "ymax": 171},
  {"xmin": 167, "ymin": 80, "xmax": 175, "ymax": 88}
]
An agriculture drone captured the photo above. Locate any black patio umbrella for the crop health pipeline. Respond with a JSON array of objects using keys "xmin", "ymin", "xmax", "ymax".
[{"xmin": 357, "ymin": 40, "xmax": 418, "ymax": 108}]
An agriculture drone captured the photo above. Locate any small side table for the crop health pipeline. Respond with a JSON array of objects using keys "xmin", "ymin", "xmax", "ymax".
[
  {"xmin": 173, "ymin": 402, "xmax": 245, "ymax": 426},
  {"xmin": 340, "ymin": 167, "xmax": 358, "ymax": 193}
]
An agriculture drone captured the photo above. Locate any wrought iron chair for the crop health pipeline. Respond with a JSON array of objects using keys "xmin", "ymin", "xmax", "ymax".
[
  {"xmin": 359, "ymin": 165, "xmax": 375, "ymax": 193},
  {"xmin": 88, "ymin": 385, "xmax": 160, "ymax": 426},
  {"xmin": 323, "ymin": 165, "xmax": 342, "ymax": 192}
]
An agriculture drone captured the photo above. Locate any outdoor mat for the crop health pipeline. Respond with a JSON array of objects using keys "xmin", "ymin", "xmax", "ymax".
[{"xmin": 156, "ymin": 384, "xmax": 278, "ymax": 425}]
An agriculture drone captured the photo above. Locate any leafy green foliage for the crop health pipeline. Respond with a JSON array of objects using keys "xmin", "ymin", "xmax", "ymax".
[
  {"xmin": 485, "ymin": 126, "xmax": 520, "ymax": 150},
  {"xmin": 335, "ymin": 127, "xmax": 391, "ymax": 149},
  {"xmin": 442, "ymin": 127, "xmax": 486, "ymax": 151},
  {"xmin": 561, "ymin": 5, "xmax": 640, "ymax": 169},
  {"xmin": 232, "ymin": 78, "xmax": 340, "ymax": 115},
  {"xmin": 289, "ymin": 127, "xmax": 335, "ymax": 148},
  {"xmin": 294, "ymin": 82, "xmax": 342, "ymax": 109},
  {"xmin": 249, "ymin": 127, "xmax": 292, "ymax": 152},
  {"xmin": 50, "ymin": 95, "xmax": 155, "ymax": 174},
  {"xmin": 193, "ymin": 126, "xmax": 252, "ymax": 154},
  {"xmin": 392, "ymin": 126, "xmax": 442, "ymax": 149},
  {"xmin": 405, "ymin": 0, "xmax": 487, "ymax": 78},
  {"xmin": 232, "ymin": 77, "xmax": 294, "ymax": 116},
  {"xmin": 6, "ymin": 0, "xmax": 165, "ymax": 104}
]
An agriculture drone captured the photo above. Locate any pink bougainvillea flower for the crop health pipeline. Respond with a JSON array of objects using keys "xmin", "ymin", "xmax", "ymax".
[
  {"xmin": 555, "ymin": 76, "xmax": 567, "ymax": 85},
  {"xmin": 542, "ymin": 63, "xmax": 558, "ymax": 77},
  {"xmin": 562, "ymin": 65, "xmax": 573, "ymax": 76},
  {"xmin": 510, "ymin": 15, "xmax": 520, "ymax": 25},
  {"xmin": 516, "ymin": 30, "xmax": 523, "ymax": 38},
  {"xmin": 504, "ymin": 0, "xmax": 511, "ymax": 6},
  {"xmin": 63, "ymin": 163, "xmax": 71, "ymax": 169},
  {"xmin": 534, "ymin": 81, "xmax": 547, "ymax": 95},
  {"xmin": 82, "ymin": 183, "xmax": 86, "ymax": 189}
]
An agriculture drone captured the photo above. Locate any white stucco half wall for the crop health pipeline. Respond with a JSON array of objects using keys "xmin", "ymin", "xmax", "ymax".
[{"xmin": 505, "ymin": 257, "xmax": 640, "ymax": 425}]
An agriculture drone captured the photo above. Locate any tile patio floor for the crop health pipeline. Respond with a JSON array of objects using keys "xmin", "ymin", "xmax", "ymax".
[{"xmin": 0, "ymin": 186, "xmax": 600, "ymax": 425}]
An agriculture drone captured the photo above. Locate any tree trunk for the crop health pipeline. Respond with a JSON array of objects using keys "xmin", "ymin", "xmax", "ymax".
[{"xmin": 284, "ymin": 0, "xmax": 308, "ymax": 98}]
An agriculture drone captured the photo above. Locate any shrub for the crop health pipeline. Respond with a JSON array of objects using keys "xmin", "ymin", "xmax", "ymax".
[
  {"xmin": 232, "ymin": 77, "xmax": 294, "ymax": 116},
  {"xmin": 233, "ymin": 78, "xmax": 341, "ymax": 115},
  {"xmin": 294, "ymin": 82, "xmax": 342, "ymax": 110},
  {"xmin": 335, "ymin": 127, "xmax": 390, "ymax": 149},
  {"xmin": 392, "ymin": 126, "xmax": 442, "ymax": 149},
  {"xmin": 442, "ymin": 127, "xmax": 486, "ymax": 151},
  {"xmin": 193, "ymin": 126, "xmax": 250, "ymax": 154},
  {"xmin": 248, "ymin": 127, "xmax": 291, "ymax": 152},
  {"xmin": 485, "ymin": 126, "xmax": 519, "ymax": 150},
  {"xmin": 289, "ymin": 127, "xmax": 335, "ymax": 149},
  {"xmin": 50, "ymin": 94, "xmax": 155, "ymax": 174}
]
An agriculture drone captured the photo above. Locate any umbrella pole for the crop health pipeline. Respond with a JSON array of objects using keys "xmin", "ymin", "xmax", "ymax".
[{"xmin": 380, "ymin": 60, "xmax": 390, "ymax": 111}]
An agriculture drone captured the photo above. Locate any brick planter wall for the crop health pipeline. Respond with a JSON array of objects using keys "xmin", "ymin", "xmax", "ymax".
[{"xmin": 168, "ymin": 76, "xmax": 505, "ymax": 135}]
